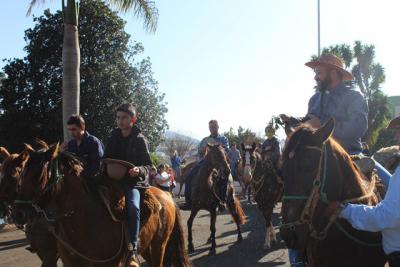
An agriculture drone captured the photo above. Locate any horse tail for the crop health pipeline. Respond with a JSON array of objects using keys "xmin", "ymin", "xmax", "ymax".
[
  {"xmin": 227, "ymin": 194, "xmax": 246, "ymax": 225},
  {"xmin": 165, "ymin": 206, "xmax": 193, "ymax": 267}
]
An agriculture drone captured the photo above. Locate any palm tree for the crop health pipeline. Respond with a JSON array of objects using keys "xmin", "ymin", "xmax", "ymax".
[{"xmin": 27, "ymin": 0, "xmax": 158, "ymax": 139}]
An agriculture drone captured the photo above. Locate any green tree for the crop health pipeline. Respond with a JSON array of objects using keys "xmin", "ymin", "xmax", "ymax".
[
  {"xmin": 0, "ymin": 1, "xmax": 167, "ymax": 152},
  {"xmin": 313, "ymin": 41, "xmax": 391, "ymax": 146},
  {"xmin": 223, "ymin": 126, "xmax": 263, "ymax": 149},
  {"xmin": 28, "ymin": 0, "xmax": 158, "ymax": 139}
]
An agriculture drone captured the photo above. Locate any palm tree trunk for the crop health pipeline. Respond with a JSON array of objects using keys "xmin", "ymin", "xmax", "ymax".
[{"xmin": 62, "ymin": 23, "xmax": 80, "ymax": 140}]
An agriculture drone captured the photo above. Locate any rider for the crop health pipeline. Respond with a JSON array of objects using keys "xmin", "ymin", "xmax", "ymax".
[
  {"xmin": 228, "ymin": 143, "xmax": 241, "ymax": 180},
  {"xmin": 285, "ymin": 53, "xmax": 369, "ymax": 267},
  {"xmin": 103, "ymin": 103, "xmax": 152, "ymax": 267},
  {"xmin": 182, "ymin": 120, "xmax": 229, "ymax": 210},
  {"xmin": 261, "ymin": 124, "xmax": 281, "ymax": 168},
  {"xmin": 331, "ymin": 115, "xmax": 400, "ymax": 267},
  {"xmin": 60, "ymin": 115, "xmax": 104, "ymax": 177}
]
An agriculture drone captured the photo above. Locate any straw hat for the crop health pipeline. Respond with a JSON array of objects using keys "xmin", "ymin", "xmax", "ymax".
[
  {"xmin": 305, "ymin": 53, "xmax": 354, "ymax": 81},
  {"xmin": 102, "ymin": 158, "xmax": 135, "ymax": 180}
]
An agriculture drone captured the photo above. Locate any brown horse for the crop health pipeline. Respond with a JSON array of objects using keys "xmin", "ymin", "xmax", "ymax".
[
  {"xmin": 280, "ymin": 119, "xmax": 386, "ymax": 267},
  {"xmin": 187, "ymin": 144, "xmax": 246, "ymax": 255},
  {"xmin": 14, "ymin": 143, "xmax": 192, "ymax": 267},
  {"xmin": 245, "ymin": 146, "xmax": 283, "ymax": 249},
  {"xmin": 0, "ymin": 145, "xmax": 59, "ymax": 267}
]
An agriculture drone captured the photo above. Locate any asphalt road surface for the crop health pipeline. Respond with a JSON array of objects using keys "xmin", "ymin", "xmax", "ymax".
[{"xmin": 0, "ymin": 185, "xmax": 289, "ymax": 267}]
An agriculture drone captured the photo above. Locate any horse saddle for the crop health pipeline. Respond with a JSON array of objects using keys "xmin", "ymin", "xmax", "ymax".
[
  {"xmin": 351, "ymin": 156, "xmax": 387, "ymax": 199},
  {"xmin": 97, "ymin": 177, "xmax": 161, "ymax": 224}
]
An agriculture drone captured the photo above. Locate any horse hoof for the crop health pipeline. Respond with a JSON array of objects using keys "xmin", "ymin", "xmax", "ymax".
[
  {"xmin": 209, "ymin": 248, "xmax": 216, "ymax": 256},
  {"xmin": 237, "ymin": 235, "xmax": 243, "ymax": 243},
  {"xmin": 188, "ymin": 244, "xmax": 195, "ymax": 253}
]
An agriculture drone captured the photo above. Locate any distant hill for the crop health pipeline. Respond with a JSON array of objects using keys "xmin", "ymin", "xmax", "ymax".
[{"xmin": 163, "ymin": 131, "xmax": 200, "ymax": 144}]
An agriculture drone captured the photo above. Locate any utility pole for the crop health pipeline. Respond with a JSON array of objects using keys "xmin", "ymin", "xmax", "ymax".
[{"xmin": 318, "ymin": 0, "xmax": 321, "ymax": 56}]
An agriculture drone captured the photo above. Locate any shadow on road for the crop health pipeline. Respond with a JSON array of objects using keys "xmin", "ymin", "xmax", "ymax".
[
  {"xmin": 191, "ymin": 202, "xmax": 287, "ymax": 267},
  {"xmin": 0, "ymin": 238, "xmax": 28, "ymax": 252}
]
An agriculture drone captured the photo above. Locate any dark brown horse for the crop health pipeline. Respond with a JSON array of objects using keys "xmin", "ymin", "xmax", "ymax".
[
  {"xmin": 245, "ymin": 146, "xmax": 283, "ymax": 249},
  {"xmin": 280, "ymin": 119, "xmax": 386, "ymax": 267},
  {"xmin": 187, "ymin": 144, "xmax": 246, "ymax": 255},
  {"xmin": 14, "ymin": 143, "xmax": 192, "ymax": 267},
  {"xmin": 0, "ymin": 145, "xmax": 59, "ymax": 267}
]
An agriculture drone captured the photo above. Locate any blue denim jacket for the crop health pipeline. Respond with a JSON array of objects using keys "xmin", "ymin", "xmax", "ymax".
[{"xmin": 308, "ymin": 83, "xmax": 368, "ymax": 155}]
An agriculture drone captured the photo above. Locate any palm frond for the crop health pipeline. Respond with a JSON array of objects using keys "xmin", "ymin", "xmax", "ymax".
[
  {"xmin": 27, "ymin": 0, "xmax": 47, "ymax": 16},
  {"xmin": 108, "ymin": 0, "xmax": 158, "ymax": 32}
]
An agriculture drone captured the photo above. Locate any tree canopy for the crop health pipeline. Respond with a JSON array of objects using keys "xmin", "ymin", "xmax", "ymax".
[{"xmin": 0, "ymin": 0, "xmax": 168, "ymax": 152}]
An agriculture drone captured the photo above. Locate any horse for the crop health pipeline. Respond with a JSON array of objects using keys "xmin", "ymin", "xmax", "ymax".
[
  {"xmin": 13, "ymin": 143, "xmax": 192, "ymax": 267},
  {"xmin": 239, "ymin": 143, "xmax": 259, "ymax": 203},
  {"xmin": 175, "ymin": 160, "xmax": 196, "ymax": 198},
  {"xmin": 0, "ymin": 144, "xmax": 59, "ymax": 267},
  {"xmin": 372, "ymin": 145, "xmax": 400, "ymax": 174},
  {"xmin": 280, "ymin": 119, "xmax": 387, "ymax": 267},
  {"xmin": 244, "ymin": 144, "xmax": 283, "ymax": 249},
  {"xmin": 187, "ymin": 144, "xmax": 246, "ymax": 255}
]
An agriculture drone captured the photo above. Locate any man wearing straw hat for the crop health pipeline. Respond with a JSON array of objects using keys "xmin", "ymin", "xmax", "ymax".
[
  {"xmin": 330, "ymin": 116, "xmax": 400, "ymax": 267},
  {"xmin": 305, "ymin": 53, "xmax": 368, "ymax": 155},
  {"xmin": 103, "ymin": 103, "xmax": 152, "ymax": 267}
]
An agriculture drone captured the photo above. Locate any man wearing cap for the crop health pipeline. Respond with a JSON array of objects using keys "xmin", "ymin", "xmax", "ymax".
[
  {"xmin": 103, "ymin": 103, "xmax": 152, "ymax": 267},
  {"xmin": 261, "ymin": 124, "xmax": 281, "ymax": 168},
  {"xmin": 329, "ymin": 116, "xmax": 400, "ymax": 267},
  {"xmin": 305, "ymin": 53, "xmax": 368, "ymax": 155}
]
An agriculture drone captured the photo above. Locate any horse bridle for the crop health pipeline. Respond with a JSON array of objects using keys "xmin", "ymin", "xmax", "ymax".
[
  {"xmin": 280, "ymin": 142, "xmax": 333, "ymax": 239},
  {"xmin": 281, "ymin": 141, "xmax": 380, "ymax": 242},
  {"xmin": 14, "ymin": 156, "xmax": 66, "ymax": 222}
]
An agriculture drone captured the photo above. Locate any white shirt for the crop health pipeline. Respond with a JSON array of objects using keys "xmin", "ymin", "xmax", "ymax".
[
  {"xmin": 340, "ymin": 167, "xmax": 400, "ymax": 254},
  {"xmin": 155, "ymin": 172, "xmax": 170, "ymax": 187}
]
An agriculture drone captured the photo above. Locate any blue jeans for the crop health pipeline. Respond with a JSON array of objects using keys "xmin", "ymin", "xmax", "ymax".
[
  {"xmin": 289, "ymin": 249, "xmax": 307, "ymax": 267},
  {"xmin": 374, "ymin": 160, "xmax": 392, "ymax": 188},
  {"xmin": 125, "ymin": 188, "xmax": 140, "ymax": 252}
]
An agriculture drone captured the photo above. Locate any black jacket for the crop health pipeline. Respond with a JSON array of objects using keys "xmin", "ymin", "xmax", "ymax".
[{"xmin": 104, "ymin": 126, "xmax": 152, "ymax": 189}]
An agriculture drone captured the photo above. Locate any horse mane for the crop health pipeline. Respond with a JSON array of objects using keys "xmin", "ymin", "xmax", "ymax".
[
  {"xmin": 284, "ymin": 124, "xmax": 376, "ymax": 204},
  {"xmin": 59, "ymin": 151, "xmax": 84, "ymax": 177},
  {"xmin": 35, "ymin": 139, "xmax": 50, "ymax": 150}
]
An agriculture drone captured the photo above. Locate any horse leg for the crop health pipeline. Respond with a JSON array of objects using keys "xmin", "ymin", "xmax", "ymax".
[
  {"xmin": 177, "ymin": 182, "xmax": 183, "ymax": 198},
  {"xmin": 263, "ymin": 208, "xmax": 275, "ymax": 249},
  {"xmin": 247, "ymin": 183, "xmax": 252, "ymax": 204},
  {"xmin": 209, "ymin": 208, "xmax": 217, "ymax": 256},
  {"xmin": 187, "ymin": 208, "xmax": 199, "ymax": 253}
]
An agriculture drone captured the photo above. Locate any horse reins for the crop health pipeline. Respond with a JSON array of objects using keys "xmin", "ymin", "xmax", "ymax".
[
  {"xmin": 15, "ymin": 155, "xmax": 128, "ymax": 263},
  {"xmin": 280, "ymin": 142, "xmax": 381, "ymax": 244}
]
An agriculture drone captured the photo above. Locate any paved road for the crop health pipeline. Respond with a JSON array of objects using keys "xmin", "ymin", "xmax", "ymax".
[{"xmin": 0, "ymin": 190, "xmax": 288, "ymax": 267}]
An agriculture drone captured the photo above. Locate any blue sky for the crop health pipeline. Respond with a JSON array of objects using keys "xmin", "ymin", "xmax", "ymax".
[{"xmin": 1, "ymin": 1, "xmax": 399, "ymax": 140}]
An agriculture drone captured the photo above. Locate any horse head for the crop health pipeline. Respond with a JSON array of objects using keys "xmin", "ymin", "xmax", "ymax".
[
  {"xmin": 0, "ymin": 145, "xmax": 33, "ymax": 206},
  {"xmin": 205, "ymin": 143, "xmax": 230, "ymax": 176},
  {"xmin": 280, "ymin": 119, "xmax": 338, "ymax": 249},
  {"xmin": 13, "ymin": 143, "xmax": 60, "ymax": 225},
  {"xmin": 240, "ymin": 143, "xmax": 258, "ymax": 184}
]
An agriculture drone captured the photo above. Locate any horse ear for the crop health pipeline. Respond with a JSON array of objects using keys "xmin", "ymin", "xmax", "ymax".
[
  {"xmin": 251, "ymin": 142, "xmax": 257, "ymax": 151},
  {"xmin": 313, "ymin": 118, "xmax": 335, "ymax": 143},
  {"xmin": 0, "ymin": 147, "xmax": 10, "ymax": 159},
  {"xmin": 45, "ymin": 143, "xmax": 60, "ymax": 161},
  {"xmin": 14, "ymin": 146, "xmax": 32, "ymax": 167}
]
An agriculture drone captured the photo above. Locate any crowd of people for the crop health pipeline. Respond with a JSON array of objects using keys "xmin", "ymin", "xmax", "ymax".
[{"xmin": 7, "ymin": 53, "xmax": 400, "ymax": 267}]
